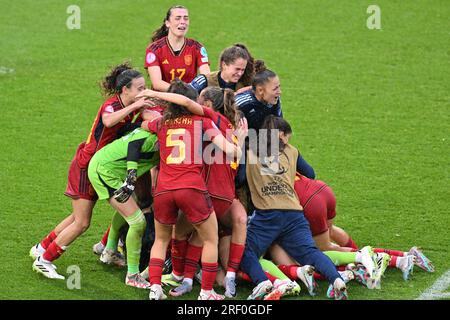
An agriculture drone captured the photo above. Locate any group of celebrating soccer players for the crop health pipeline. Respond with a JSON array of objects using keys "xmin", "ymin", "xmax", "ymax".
[{"xmin": 29, "ymin": 5, "xmax": 435, "ymax": 300}]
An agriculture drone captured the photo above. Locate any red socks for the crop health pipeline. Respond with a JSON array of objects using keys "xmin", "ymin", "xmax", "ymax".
[
  {"xmin": 277, "ymin": 264, "xmax": 340, "ymax": 281},
  {"xmin": 278, "ymin": 265, "xmax": 299, "ymax": 280},
  {"xmin": 40, "ymin": 230, "xmax": 57, "ymax": 250},
  {"xmin": 238, "ymin": 271, "xmax": 252, "ymax": 282},
  {"xmin": 238, "ymin": 271, "xmax": 277, "ymax": 283},
  {"xmin": 344, "ymin": 237, "xmax": 359, "ymax": 250},
  {"xmin": 42, "ymin": 241, "xmax": 65, "ymax": 262},
  {"xmin": 389, "ymin": 255, "xmax": 398, "ymax": 268},
  {"xmin": 201, "ymin": 262, "xmax": 218, "ymax": 291},
  {"xmin": 374, "ymin": 248, "xmax": 405, "ymax": 257},
  {"xmin": 313, "ymin": 272, "xmax": 326, "ymax": 280},
  {"xmin": 264, "ymin": 272, "xmax": 278, "ymax": 283},
  {"xmin": 101, "ymin": 226, "xmax": 111, "ymax": 246},
  {"xmin": 171, "ymin": 239, "xmax": 188, "ymax": 277},
  {"xmin": 149, "ymin": 258, "xmax": 164, "ymax": 285},
  {"xmin": 184, "ymin": 244, "xmax": 203, "ymax": 279},
  {"xmin": 227, "ymin": 243, "xmax": 245, "ymax": 273}
]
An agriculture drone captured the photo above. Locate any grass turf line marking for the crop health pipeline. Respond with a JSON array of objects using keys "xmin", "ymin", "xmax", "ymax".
[
  {"xmin": 0, "ymin": 66, "xmax": 15, "ymax": 74},
  {"xmin": 416, "ymin": 269, "xmax": 450, "ymax": 300}
]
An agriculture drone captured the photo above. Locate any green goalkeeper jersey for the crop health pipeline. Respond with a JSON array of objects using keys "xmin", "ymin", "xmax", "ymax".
[{"xmin": 90, "ymin": 127, "xmax": 159, "ymax": 180}]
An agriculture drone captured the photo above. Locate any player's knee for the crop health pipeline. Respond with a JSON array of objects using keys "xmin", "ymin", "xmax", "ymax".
[
  {"xmin": 75, "ymin": 220, "xmax": 90, "ymax": 233},
  {"xmin": 132, "ymin": 216, "xmax": 146, "ymax": 235},
  {"xmin": 237, "ymin": 214, "xmax": 247, "ymax": 226},
  {"xmin": 317, "ymin": 242, "xmax": 333, "ymax": 252},
  {"xmin": 203, "ymin": 232, "xmax": 219, "ymax": 247}
]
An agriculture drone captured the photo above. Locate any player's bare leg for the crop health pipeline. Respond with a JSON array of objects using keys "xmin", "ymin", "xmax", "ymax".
[
  {"xmin": 193, "ymin": 211, "xmax": 224, "ymax": 300},
  {"xmin": 30, "ymin": 214, "xmax": 75, "ymax": 259},
  {"xmin": 33, "ymin": 199, "xmax": 95, "ymax": 279}
]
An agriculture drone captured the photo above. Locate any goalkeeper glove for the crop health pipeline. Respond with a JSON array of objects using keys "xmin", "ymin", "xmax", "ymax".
[{"xmin": 113, "ymin": 169, "xmax": 137, "ymax": 203}]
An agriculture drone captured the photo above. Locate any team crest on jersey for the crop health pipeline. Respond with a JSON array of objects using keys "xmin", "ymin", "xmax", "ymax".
[
  {"xmin": 146, "ymin": 52, "xmax": 156, "ymax": 64},
  {"xmin": 184, "ymin": 54, "xmax": 193, "ymax": 66}
]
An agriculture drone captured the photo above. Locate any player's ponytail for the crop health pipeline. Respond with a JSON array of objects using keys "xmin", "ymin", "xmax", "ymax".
[
  {"xmin": 101, "ymin": 62, "xmax": 142, "ymax": 96},
  {"xmin": 223, "ymin": 88, "xmax": 237, "ymax": 128},
  {"xmin": 253, "ymin": 59, "xmax": 267, "ymax": 74},
  {"xmin": 163, "ymin": 79, "xmax": 198, "ymax": 121},
  {"xmin": 151, "ymin": 5, "xmax": 187, "ymax": 42},
  {"xmin": 252, "ymin": 66, "xmax": 277, "ymax": 91},
  {"xmin": 202, "ymin": 87, "xmax": 237, "ymax": 127}
]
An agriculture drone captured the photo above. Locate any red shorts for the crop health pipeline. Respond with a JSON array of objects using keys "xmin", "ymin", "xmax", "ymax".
[
  {"xmin": 153, "ymin": 189, "xmax": 213, "ymax": 225},
  {"xmin": 211, "ymin": 196, "xmax": 232, "ymax": 220},
  {"xmin": 303, "ymin": 185, "xmax": 336, "ymax": 236},
  {"xmin": 211, "ymin": 197, "xmax": 233, "ymax": 238},
  {"xmin": 64, "ymin": 155, "xmax": 98, "ymax": 201}
]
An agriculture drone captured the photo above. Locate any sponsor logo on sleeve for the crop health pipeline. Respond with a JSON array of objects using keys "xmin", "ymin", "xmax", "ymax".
[
  {"xmin": 104, "ymin": 105, "xmax": 114, "ymax": 113},
  {"xmin": 146, "ymin": 52, "xmax": 156, "ymax": 65},
  {"xmin": 200, "ymin": 47, "xmax": 208, "ymax": 63}
]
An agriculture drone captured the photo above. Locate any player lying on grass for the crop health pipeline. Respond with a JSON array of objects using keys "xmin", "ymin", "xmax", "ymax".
[
  {"xmin": 141, "ymin": 80, "xmax": 247, "ymax": 300},
  {"xmin": 30, "ymin": 63, "xmax": 152, "ymax": 279},
  {"xmin": 239, "ymin": 116, "xmax": 348, "ymax": 300},
  {"xmin": 136, "ymin": 86, "xmax": 248, "ymax": 298},
  {"xmin": 87, "ymin": 124, "xmax": 160, "ymax": 288},
  {"xmin": 187, "ymin": 172, "xmax": 433, "ymax": 298},
  {"xmin": 261, "ymin": 174, "xmax": 434, "ymax": 295}
]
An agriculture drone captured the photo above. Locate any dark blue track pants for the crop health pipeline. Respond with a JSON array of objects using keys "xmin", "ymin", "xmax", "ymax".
[{"xmin": 240, "ymin": 210, "xmax": 341, "ymax": 285}]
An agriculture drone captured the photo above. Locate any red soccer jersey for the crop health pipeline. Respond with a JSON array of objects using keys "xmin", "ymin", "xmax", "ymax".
[
  {"xmin": 147, "ymin": 114, "xmax": 221, "ymax": 193},
  {"xmin": 202, "ymin": 107, "xmax": 238, "ymax": 201},
  {"xmin": 294, "ymin": 174, "xmax": 327, "ymax": 206},
  {"xmin": 76, "ymin": 95, "xmax": 139, "ymax": 168},
  {"xmin": 144, "ymin": 37, "xmax": 209, "ymax": 84}
]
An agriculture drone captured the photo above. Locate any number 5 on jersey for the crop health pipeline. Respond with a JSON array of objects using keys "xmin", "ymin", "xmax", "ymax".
[{"xmin": 166, "ymin": 129, "xmax": 186, "ymax": 164}]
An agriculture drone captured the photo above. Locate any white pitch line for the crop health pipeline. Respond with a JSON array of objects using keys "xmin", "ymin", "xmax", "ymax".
[
  {"xmin": 0, "ymin": 66, "xmax": 15, "ymax": 74},
  {"xmin": 416, "ymin": 269, "xmax": 450, "ymax": 300}
]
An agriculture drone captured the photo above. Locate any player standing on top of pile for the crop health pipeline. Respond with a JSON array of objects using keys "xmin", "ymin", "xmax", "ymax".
[{"xmin": 145, "ymin": 5, "xmax": 210, "ymax": 91}]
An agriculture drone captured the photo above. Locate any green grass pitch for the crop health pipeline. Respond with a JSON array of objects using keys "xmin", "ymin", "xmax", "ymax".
[{"xmin": 0, "ymin": 0, "xmax": 449, "ymax": 300}]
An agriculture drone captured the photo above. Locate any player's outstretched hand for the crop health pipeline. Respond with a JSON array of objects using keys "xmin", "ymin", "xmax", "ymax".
[
  {"xmin": 131, "ymin": 97, "xmax": 155, "ymax": 111},
  {"xmin": 236, "ymin": 117, "xmax": 248, "ymax": 141},
  {"xmin": 136, "ymin": 89, "xmax": 157, "ymax": 100},
  {"xmin": 113, "ymin": 169, "xmax": 138, "ymax": 203}
]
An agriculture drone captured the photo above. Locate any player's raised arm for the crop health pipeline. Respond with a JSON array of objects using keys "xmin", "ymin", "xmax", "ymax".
[
  {"xmin": 102, "ymin": 97, "xmax": 151, "ymax": 128},
  {"xmin": 137, "ymin": 89, "xmax": 204, "ymax": 116},
  {"xmin": 211, "ymin": 117, "xmax": 248, "ymax": 160}
]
